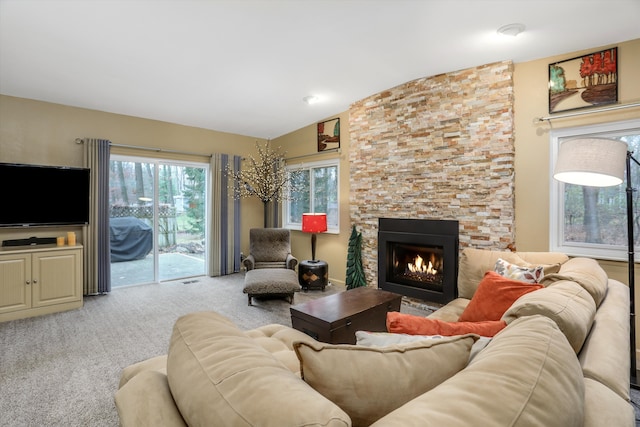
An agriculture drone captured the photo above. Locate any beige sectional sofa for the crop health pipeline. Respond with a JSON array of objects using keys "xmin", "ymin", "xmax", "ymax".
[{"xmin": 115, "ymin": 249, "xmax": 634, "ymax": 426}]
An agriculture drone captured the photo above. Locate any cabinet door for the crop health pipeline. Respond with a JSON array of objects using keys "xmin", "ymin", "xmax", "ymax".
[
  {"xmin": 32, "ymin": 249, "xmax": 82, "ymax": 308},
  {"xmin": 0, "ymin": 253, "xmax": 32, "ymax": 314}
]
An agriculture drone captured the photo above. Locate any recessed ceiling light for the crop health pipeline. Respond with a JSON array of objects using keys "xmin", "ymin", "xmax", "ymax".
[
  {"xmin": 497, "ymin": 23, "xmax": 525, "ymax": 37},
  {"xmin": 303, "ymin": 95, "xmax": 319, "ymax": 105}
]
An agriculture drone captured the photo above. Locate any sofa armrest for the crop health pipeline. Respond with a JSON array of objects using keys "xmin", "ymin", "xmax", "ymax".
[
  {"xmin": 286, "ymin": 254, "xmax": 298, "ymax": 270},
  {"xmin": 243, "ymin": 254, "xmax": 256, "ymax": 271},
  {"xmin": 579, "ymin": 279, "xmax": 631, "ymax": 401},
  {"xmin": 115, "ymin": 370, "xmax": 187, "ymax": 427},
  {"xmin": 119, "ymin": 355, "xmax": 167, "ymax": 389}
]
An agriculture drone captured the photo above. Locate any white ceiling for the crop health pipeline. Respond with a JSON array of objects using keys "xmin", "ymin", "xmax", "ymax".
[{"xmin": 1, "ymin": 0, "xmax": 639, "ymax": 139}]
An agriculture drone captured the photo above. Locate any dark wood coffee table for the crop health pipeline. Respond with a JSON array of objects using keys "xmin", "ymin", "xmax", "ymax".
[{"xmin": 290, "ymin": 287, "xmax": 402, "ymax": 344}]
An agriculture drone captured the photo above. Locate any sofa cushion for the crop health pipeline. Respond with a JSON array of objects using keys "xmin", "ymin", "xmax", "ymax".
[
  {"xmin": 541, "ymin": 257, "xmax": 608, "ymax": 307},
  {"xmin": 387, "ymin": 311, "xmax": 507, "ymax": 337},
  {"xmin": 166, "ymin": 312, "xmax": 351, "ymax": 427},
  {"xmin": 458, "ymin": 271, "xmax": 543, "ymax": 322},
  {"xmin": 426, "ymin": 297, "xmax": 469, "ymax": 321},
  {"xmin": 115, "ymin": 370, "xmax": 187, "ymax": 427},
  {"xmin": 458, "ymin": 248, "xmax": 566, "ymax": 299},
  {"xmin": 579, "ymin": 279, "xmax": 631, "ymax": 401},
  {"xmin": 243, "ymin": 323, "xmax": 319, "ymax": 375},
  {"xmin": 370, "ymin": 315, "xmax": 585, "ymax": 427},
  {"xmin": 583, "ymin": 378, "xmax": 635, "ymax": 427},
  {"xmin": 502, "ymin": 280, "xmax": 596, "ymax": 353},
  {"xmin": 293, "ymin": 335, "xmax": 476, "ymax": 427},
  {"xmin": 516, "ymin": 251, "xmax": 570, "ymax": 266}
]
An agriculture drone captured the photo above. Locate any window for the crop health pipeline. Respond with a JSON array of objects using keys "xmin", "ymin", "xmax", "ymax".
[
  {"xmin": 550, "ymin": 119, "xmax": 640, "ymax": 261},
  {"xmin": 284, "ymin": 159, "xmax": 339, "ymax": 233}
]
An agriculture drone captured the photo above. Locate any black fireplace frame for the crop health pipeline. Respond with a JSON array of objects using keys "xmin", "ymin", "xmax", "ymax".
[{"xmin": 378, "ymin": 218, "xmax": 459, "ymax": 304}]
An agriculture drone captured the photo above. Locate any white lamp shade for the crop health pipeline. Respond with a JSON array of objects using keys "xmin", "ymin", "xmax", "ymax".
[{"xmin": 554, "ymin": 138, "xmax": 627, "ymax": 187}]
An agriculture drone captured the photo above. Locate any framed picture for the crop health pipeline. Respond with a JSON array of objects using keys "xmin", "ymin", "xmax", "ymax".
[
  {"xmin": 317, "ymin": 118, "xmax": 340, "ymax": 152},
  {"xmin": 548, "ymin": 47, "xmax": 617, "ymax": 114}
]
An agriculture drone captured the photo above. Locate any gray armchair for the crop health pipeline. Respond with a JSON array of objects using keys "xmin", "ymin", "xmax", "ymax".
[{"xmin": 243, "ymin": 228, "xmax": 298, "ymax": 271}]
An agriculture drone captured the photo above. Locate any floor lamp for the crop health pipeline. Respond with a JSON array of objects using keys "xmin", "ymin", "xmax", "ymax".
[{"xmin": 553, "ymin": 137, "xmax": 638, "ymax": 388}]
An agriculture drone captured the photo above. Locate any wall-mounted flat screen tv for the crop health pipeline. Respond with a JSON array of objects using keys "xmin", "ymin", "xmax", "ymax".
[{"xmin": 0, "ymin": 163, "xmax": 90, "ymax": 227}]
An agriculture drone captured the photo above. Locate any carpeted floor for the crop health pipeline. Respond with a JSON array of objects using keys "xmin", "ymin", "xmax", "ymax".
[
  {"xmin": 632, "ymin": 388, "xmax": 640, "ymax": 426},
  {"xmin": 0, "ymin": 273, "xmax": 430, "ymax": 427},
  {"xmin": 1, "ymin": 273, "xmax": 639, "ymax": 426}
]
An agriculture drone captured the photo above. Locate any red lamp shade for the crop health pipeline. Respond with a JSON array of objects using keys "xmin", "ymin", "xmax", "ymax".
[
  {"xmin": 302, "ymin": 213, "xmax": 327, "ymax": 261},
  {"xmin": 302, "ymin": 213, "xmax": 327, "ymax": 233}
]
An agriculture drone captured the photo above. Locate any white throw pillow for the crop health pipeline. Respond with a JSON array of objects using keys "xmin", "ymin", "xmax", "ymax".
[
  {"xmin": 355, "ymin": 330, "xmax": 491, "ymax": 362},
  {"xmin": 494, "ymin": 257, "xmax": 544, "ymax": 283}
]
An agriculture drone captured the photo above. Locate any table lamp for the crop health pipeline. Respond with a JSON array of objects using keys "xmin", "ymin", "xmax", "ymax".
[
  {"xmin": 553, "ymin": 136, "xmax": 638, "ymax": 387},
  {"xmin": 302, "ymin": 213, "xmax": 327, "ymax": 262}
]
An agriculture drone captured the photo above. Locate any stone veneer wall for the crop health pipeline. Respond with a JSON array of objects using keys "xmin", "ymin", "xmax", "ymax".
[{"xmin": 349, "ymin": 60, "xmax": 515, "ymax": 287}]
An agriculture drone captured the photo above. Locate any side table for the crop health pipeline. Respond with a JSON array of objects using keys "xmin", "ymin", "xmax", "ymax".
[{"xmin": 298, "ymin": 260, "xmax": 328, "ymax": 291}]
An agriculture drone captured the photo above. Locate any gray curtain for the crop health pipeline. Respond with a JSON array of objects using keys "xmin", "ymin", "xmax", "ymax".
[
  {"xmin": 209, "ymin": 154, "xmax": 241, "ymax": 276},
  {"xmin": 83, "ymin": 139, "xmax": 111, "ymax": 294}
]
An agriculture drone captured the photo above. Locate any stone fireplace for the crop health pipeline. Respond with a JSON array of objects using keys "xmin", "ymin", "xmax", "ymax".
[
  {"xmin": 348, "ymin": 60, "xmax": 515, "ymax": 291},
  {"xmin": 378, "ymin": 218, "xmax": 458, "ymax": 304}
]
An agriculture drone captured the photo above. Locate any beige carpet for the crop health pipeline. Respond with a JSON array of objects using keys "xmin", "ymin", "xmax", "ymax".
[{"xmin": 0, "ymin": 273, "xmax": 430, "ymax": 426}]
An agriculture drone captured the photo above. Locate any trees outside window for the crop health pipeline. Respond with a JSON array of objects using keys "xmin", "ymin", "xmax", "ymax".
[
  {"xmin": 550, "ymin": 119, "xmax": 640, "ymax": 260},
  {"xmin": 183, "ymin": 167, "xmax": 206, "ymax": 235},
  {"xmin": 284, "ymin": 159, "xmax": 339, "ymax": 232},
  {"xmin": 108, "ymin": 156, "xmax": 208, "ymax": 286}
]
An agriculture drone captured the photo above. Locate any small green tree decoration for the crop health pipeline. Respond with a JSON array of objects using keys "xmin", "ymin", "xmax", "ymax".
[
  {"xmin": 346, "ymin": 225, "xmax": 367, "ymax": 289},
  {"xmin": 227, "ymin": 141, "xmax": 300, "ymax": 227}
]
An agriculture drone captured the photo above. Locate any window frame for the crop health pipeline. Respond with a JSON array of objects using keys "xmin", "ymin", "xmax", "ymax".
[
  {"xmin": 549, "ymin": 118, "xmax": 640, "ymax": 261},
  {"xmin": 283, "ymin": 158, "xmax": 340, "ymax": 234}
]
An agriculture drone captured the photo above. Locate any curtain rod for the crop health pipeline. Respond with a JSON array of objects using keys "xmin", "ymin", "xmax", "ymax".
[
  {"xmin": 285, "ymin": 148, "xmax": 341, "ymax": 162},
  {"xmin": 535, "ymin": 101, "xmax": 640, "ymax": 122},
  {"xmin": 75, "ymin": 138, "xmax": 212, "ymax": 158}
]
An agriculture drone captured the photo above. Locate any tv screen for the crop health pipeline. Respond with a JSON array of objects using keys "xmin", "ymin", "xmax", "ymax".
[{"xmin": 0, "ymin": 163, "xmax": 90, "ymax": 227}]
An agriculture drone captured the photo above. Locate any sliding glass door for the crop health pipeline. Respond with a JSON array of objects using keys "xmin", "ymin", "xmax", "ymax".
[{"xmin": 108, "ymin": 156, "xmax": 208, "ymax": 287}]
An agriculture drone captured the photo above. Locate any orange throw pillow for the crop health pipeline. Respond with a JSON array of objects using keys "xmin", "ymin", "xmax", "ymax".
[
  {"xmin": 458, "ymin": 271, "xmax": 543, "ymax": 322},
  {"xmin": 386, "ymin": 312, "xmax": 507, "ymax": 337}
]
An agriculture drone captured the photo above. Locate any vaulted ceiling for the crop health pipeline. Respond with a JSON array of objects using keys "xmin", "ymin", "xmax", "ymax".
[{"xmin": 1, "ymin": 0, "xmax": 639, "ymax": 139}]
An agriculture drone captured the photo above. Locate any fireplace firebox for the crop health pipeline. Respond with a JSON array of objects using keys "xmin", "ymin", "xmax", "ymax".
[{"xmin": 378, "ymin": 218, "xmax": 458, "ymax": 304}]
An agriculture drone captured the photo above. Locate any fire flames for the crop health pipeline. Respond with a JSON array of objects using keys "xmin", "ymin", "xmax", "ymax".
[
  {"xmin": 407, "ymin": 255, "xmax": 437, "ymax": 275},
  {"xmin": 392, "ymin": 247, "xmax": 444, "ymax": 288}
]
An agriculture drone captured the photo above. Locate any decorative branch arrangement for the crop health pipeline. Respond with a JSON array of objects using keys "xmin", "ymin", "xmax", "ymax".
[{"xmin": 227, "ymin": 141, "xmax": 300, "ymax": 227}]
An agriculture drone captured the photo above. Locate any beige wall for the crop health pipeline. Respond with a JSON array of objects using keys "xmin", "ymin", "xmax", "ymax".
[
  {"xmin": 514, "ymin": 38, "xmax": 640, "ymax": 284},
  {"xmin": 273, "ymin": 111, "xmax": 351, "ymax": 286},
  {"xmin": 0, "ymin": 95, "xmax": 265, "ymax": 252}
]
